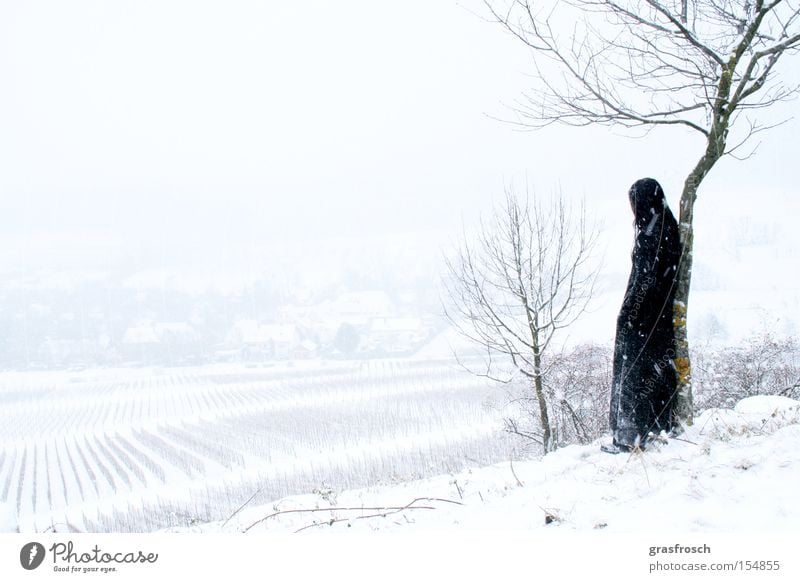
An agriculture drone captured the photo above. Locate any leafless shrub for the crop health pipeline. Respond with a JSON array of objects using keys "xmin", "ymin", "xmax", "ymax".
[
  {"xmin": 693, "ymin": 333, "xmax": 800, "ymax": 410},
  {"xmin": 500, "ymin": 342, "xmax": 612, "ymax": 450}
]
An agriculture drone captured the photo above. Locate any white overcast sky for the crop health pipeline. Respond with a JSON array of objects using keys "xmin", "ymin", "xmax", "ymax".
[{"xmin": 0, "ymin": 0, "xmax": 797, "ymax": 277}]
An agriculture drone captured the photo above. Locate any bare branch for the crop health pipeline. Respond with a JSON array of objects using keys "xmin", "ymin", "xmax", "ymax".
[
  {"xmin": 484, "ymin": 0, "xmax": 799, "ymax": 149},
  {"xmin": 644, "ymin": 0, "xmax": 726, "ymax": 66}
]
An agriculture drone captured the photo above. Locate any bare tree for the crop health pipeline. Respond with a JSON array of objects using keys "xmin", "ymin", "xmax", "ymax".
[
  {"xmin": 483, "ymin": 0, "xmax": 800, "ymax": 424},
  {"xmin": 443, "ymin": 190, "xmax": 599, "ymax": 453}
]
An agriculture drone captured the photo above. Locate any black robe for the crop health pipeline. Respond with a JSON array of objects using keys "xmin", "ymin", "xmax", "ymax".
[{"xmin": 609, "ymin": 178, "xmax": 682, "ymax": 450}]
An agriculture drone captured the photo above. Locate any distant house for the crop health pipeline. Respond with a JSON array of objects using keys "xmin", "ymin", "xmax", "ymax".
[
  {"xmin": 229, "ymin": 320, "xmax": 299, "ymax": 360},
  {"xmin": 121, "ymin": 324, "xmax": 161, "ymax": 362},
  {"xmin": 154, "ymin": 322, "xmax": 196, "ymax": 343},
  {"xmin": 293, "ymin": 339, "xmax": 319, "ymax": 359},
  {"xmin": 328, "ymin": 290, "xmax": 397, "ymax": 338},
  {"xmin": 122, "ymin": 324, "xmax": 160, "ymax": 346},
  {"xmin": 366, "ymin": 317, "xmax": 428, "ymax": 354},
  {"xmin": 121, "ymin": 322, "xmax": 198, "ymax": 363}
]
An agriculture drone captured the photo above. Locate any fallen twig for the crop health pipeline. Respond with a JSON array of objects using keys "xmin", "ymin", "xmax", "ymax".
[
  {"xmin": 243, "ymin": 497, "xmax": 463, "ymax": 533},
  {"xmin": 669, "ymin": 435, "xmax": 699, "ymax": 446},
  {"xmin": 509, "ymin": 457, "xmax": 524, "ymax": 487},
  {"xmin": 223, "ymin": 486, "xmax": 263, "ymax": 529}
]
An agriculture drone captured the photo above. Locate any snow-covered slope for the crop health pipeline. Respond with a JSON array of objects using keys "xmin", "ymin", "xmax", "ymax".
[{"xmin": 170, "ymin": 395, "xmax": 800, "ymax": 534}]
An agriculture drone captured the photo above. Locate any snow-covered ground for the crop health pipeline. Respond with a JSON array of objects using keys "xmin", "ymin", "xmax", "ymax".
[{"xmin": 170, "ymin": 395, "xmax": 800, "ymax": 534}]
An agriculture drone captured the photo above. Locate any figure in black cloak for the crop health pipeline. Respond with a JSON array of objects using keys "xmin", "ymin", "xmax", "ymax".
[{"xmin": 606, "ymin": 178, "xmax": 682, "ymax": 452}]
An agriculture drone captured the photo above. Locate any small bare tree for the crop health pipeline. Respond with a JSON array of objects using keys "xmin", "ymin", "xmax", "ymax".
[
  {"xmin": 484, "ymin": 0, "xmax": 800, "ymax": 425},
  {"xmin": 443, "ymin": 190, "xmax": 599, "ymax": 453}
]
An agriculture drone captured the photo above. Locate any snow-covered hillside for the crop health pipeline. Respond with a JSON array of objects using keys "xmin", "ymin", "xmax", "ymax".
[{"xmin": 173, "ymin": 395, "xmax": 800, "ymax": 534}]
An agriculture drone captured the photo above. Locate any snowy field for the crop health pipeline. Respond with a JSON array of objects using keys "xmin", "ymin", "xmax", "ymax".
[
  {"xmin": 174, "ymin": 395, "xmax": 800, "ymax": 535},
  {"xmin": 0, "ymin": 359, "xmax": 515, "ymax": 533}
]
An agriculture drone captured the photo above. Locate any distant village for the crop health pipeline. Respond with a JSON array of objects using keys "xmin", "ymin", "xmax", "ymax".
[
  {"xmin": 0, "ymin": 284, "xmax": 443, "ymax": 370},
  {"xmin": 122, "ymin": 290, "xmax": 438, "ymax": 365}
]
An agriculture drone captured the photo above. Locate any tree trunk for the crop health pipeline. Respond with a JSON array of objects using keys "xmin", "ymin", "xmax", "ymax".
[
  {"xmin": 673, "ymin": 182, "xmax": 696, "ymax": 426},
  {"xmin": 525, "ymin": 304, "xmax": 553, "ymax": 453},
  {"xmin": 532, "ymin": 345, "xmax": 552, "ymax": 453},
  {"xmin": 674, "ymin": 130, "xmax": 726, "ymax": 426},
  {"xmin": 673, "ymin": 46, "xmax": 736, "ymax": 425}
]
